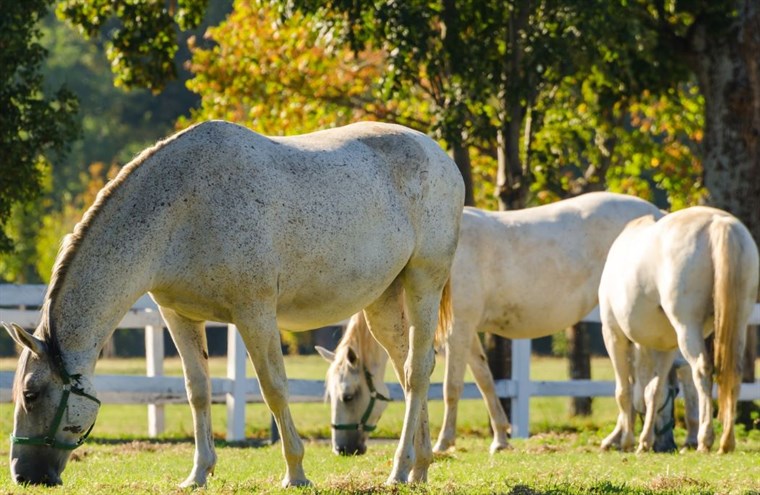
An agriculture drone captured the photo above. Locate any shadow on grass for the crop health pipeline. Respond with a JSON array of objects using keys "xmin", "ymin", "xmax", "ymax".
[{"xmin": 86, "ymin": 436, "xmax": 271, "ymax": 449}]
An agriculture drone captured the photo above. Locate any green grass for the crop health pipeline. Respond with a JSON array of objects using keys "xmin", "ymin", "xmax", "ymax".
[
  {"xmin": 0, "ymin": 436, "xmax": 758, "ymax": 494},
  {"xmin": 1, "ymin": 355, "xmax": 758, "ymax": 494}
]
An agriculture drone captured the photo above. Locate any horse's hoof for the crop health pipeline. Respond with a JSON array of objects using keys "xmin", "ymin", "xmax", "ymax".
[
  {"xmin": 489, "ymin": 442, "xmax": 512, "ymax": 454},
  {"xmin": 179, "ymin": 479, "xmax": 204, "ymax": 489},
  {"xmin": 432, "ymin": 441, "xmax": 453, "ymax": 453},
  {"xmin": 282, "ymin": 478, "xmax": 312, "ymax": 488},
  {"xmin": 600, "ymin": 440, "xmax": 617, "ymax": 451},
  {"xmin": 385, "ymin": 473, "xmax": 409, "ymax": 485},
  {"xmin": 409, "ymin": 471, "xmax": 428, "ymax": 483}
]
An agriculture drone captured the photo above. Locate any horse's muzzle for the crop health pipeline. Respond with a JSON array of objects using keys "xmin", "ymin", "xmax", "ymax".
[
  {"xmin": 11, "ymin": 456, "xmax": 63, "ymax": 486},
  {"xmin": 334, "ymin": 443, "xmax": 367, "ymax": 456}
]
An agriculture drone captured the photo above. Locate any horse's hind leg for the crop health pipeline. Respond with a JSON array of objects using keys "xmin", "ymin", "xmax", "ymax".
[
  {"xmin": 600, "ymin": 321, "xmax": 635, "ymax": 451},
  {"xmin": 158, "ymin": 307, "xmax": 217, "ymax": 487},
  {"xmin": 675, "ymin": 323, "xmax": 714, "ymax": 452},
  {"xmin": 234, "ymin": 308, "xmax": 310, "ymax": 487},
  {"xmin": 364, "ymin": 276, "xmax": 435, "ymax": 484},
  {"xmin": 466, "ymin": 333, "xmax": 510, "ymax": 453},
  {"xmin": 674, "ymin": 358, "xmax": 699, "ymax": 450}
]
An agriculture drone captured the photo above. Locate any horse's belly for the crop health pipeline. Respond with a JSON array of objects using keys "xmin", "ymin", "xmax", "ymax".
[
  {"xmin": 150, "ymin": 291, "xmax": 233, "ymax": 323},
  {"xmin": 275, "ymin": 281, "xmax": 397, "ymax": 331},
  {"xmin": 619, "ymin": 305, "xmax": 678, "ymax": 351}
]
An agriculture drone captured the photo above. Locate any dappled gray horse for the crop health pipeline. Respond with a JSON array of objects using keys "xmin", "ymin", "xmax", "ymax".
[{"xmin": 4, "ymin": 120, "xmax": 463, "ymax": 487}]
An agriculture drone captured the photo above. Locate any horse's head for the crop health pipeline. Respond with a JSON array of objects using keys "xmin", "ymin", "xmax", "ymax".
[
  {"xmin": 4, "ymin": 322, "xmax": 100, "ymax": 486},
  {"xmin": 317, "ymin": 344, "xmax": 391, "ymax": 456},
  {"xmin": 633, "ymin": 365, "xmax": 679, "ymax": 453}
]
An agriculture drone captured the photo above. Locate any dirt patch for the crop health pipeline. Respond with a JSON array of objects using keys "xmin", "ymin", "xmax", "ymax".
[
  {"xmin": 105, "ymin": 440, "xmax": 182, "ymax": 455},
  {"xmin": 646, "ymin": 475, "xmax": 710, "ymax": 492}
]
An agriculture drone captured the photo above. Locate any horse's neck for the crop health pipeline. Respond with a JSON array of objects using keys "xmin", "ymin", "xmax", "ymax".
[
  {"xmin": 364, "ymin": 336, "xmax": 389, "ymax": 378},
  {"xmin": 48, "ymin": 170, "xmax": 168, "ymax": 375},
  {"xmin": 353, "ymin": 323, "xmax": 389, "ymax": 378}
]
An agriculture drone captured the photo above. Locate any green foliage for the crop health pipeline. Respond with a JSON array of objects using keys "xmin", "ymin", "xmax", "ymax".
[
  {"xmin": 57, "ymin": 0, "xmax": 210, "ymax": 92},
  {"xmin": 529, "ymin": 74, "xmax": 706, "ymax": 208},
  {"xmin": 283, "ymin": 0, "xmax": 706, "ymax": 210},
  {"xmin": 0, "ymin": 0, "xmax": 79, "ymax": 253},
  {"xmin": 182, "ymin": 0, "xmax": 430, "ymax": 136},
  {"xmin": 1, "ymin": 5, "xmax": 231, "ymax": 283}
]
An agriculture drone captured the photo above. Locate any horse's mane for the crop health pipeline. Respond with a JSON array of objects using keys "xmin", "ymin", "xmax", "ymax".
[
  {"xmin": 40, "ymin": 123, "xmax": 202, "ymax": 352},
  {"xmin": 334, "ymin": 312, "xmax": 380, "ymax": 365}
]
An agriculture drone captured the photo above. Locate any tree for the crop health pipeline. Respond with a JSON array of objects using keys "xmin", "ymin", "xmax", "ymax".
[
  {"xmin": 0, "ymin": 0, "xmax": 79, "ymax": 253},
  {"xmin": 633, "ymin": 2, "xmax": 760, "ymax": 236},
  {"xmin": 56, "ymin": 0, "xmax": 211, "ymax": 92}
]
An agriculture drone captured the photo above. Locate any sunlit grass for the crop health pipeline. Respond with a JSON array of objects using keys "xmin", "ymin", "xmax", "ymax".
[{"xmin": 0, "ymin": 436, "xmax": 757, "ymax": 494}]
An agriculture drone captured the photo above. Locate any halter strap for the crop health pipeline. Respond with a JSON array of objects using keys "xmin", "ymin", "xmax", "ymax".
[
  {"xmin": 654, "ymin": 384, "xmax": 678, "ymax": 437},
  {"xmin": 331, "ymin": 367, "xmax": 391, "ymax": 432},
  {"xmin": 11, "ymin": 354, "xmax": 101, "ymax": 450}
]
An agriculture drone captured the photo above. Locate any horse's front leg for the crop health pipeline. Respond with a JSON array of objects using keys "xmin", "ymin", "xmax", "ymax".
[
  {"xmin": 235, "ymin": 310, "xmax": 310, "ymax": 487},
  {"xmin": 159, "ymin": 307, "xmax": 217, "ymax": 487}
]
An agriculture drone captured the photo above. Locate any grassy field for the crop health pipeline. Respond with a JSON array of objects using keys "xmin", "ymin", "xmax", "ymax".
[{"xmin": 1, "ymin": 355, "xmax": 759, "ymax": 494}]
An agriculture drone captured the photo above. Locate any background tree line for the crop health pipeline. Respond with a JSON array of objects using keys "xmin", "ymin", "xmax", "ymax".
[{"xmin": 1, "ymin": 0, "xmax": 757, "ymax": 423}]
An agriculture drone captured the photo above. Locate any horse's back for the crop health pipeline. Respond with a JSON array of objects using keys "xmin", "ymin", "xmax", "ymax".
[
  {"xmin": 148, "ymin": 121, "xmax": 463, "ymax": 329},
  {"xmin": 454, "ymin": 192, "xmax": 661, "ymax": 338}
]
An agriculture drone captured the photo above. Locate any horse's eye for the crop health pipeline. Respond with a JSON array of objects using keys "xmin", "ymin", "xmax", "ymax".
[
  {"xmin": 341, "ymin": 393, "xmax": 354, "ymax": 403},
  {"xmin": 23, "ymin": 391, "xmax": 38, "ymax": 403}
]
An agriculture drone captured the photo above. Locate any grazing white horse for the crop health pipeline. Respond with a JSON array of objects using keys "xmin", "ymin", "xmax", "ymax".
[
  {"xmin": 599, "ymin": 206, "xmax": 759, "ymax": 453},
  {"xmin": 318, "ymin": 192, "xmax": 664, "ymax": 455},
  {"xmin": 3, "ymin": 120, "xmax": 463, "ymax": 487}
]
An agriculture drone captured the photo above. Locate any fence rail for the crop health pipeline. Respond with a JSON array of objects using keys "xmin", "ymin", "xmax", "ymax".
[{"xmin": 1, "ymin": 284, "xmax": 758, "ymax": 440}]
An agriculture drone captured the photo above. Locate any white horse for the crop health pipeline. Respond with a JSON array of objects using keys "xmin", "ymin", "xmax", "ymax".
[
  {"xmin": 318, "ymin": 192, "xmax": 664, "ymax": 455},
  {"xmin": 599, "ymin": 206, "xmax": 759, "ymax": 453},
  {"xmin": 3, "ymin": 120, "xmax": 463, "ymax": 487}
]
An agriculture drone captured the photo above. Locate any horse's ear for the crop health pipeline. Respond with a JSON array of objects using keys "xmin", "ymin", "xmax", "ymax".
[
  {"xmin": 315, "ymin": 345, "xmax": 335, "ymax": 363},
  {"xmin": 3, "ymin": 322, "xmax": 47, "ymax": 357},
  {"xmin": 346, "ymin": 347, "xmax": 358, "ymax": 366}
]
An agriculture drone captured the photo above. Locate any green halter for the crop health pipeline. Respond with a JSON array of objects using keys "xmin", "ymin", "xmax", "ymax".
[
  {"xmin": 654, "ymin": 384, "xmax": 678, "ymax": 437},
  {"xmin": 11, "ymin": 354, "xmax": 101, "ymax": 450},
  {"xmin": 331, "ymin": 367, "xmax": 391, "ymax": 432}
]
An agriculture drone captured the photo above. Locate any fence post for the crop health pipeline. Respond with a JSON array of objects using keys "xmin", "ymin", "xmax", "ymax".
[
  {"xmin": 145, "ymin": 323, "xmax": 165, "ymax": 437},
  {"xmin": 226, "ymin": 324, "xmax": 247, "ymax": 441},
  {"xmin": 511, "ymin": 338, "xmax": 531, "ymax": 438}
]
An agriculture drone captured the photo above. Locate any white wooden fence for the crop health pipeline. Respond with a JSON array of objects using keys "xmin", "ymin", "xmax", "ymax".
[{"xmin": 1, "ymin": 284, "xmax": 758, "ymax": 440}]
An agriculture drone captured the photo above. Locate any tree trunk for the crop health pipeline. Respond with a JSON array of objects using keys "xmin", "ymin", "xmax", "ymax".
[
  {"xmin": 567, "ymin": 324, "xmax": 592, "ymax": 416},
  {"xmin": 488, "ymin": 121, "xmax": 529, "ymax": 424},
  {"xmin": 691, "ymin": 1, "xmax": 760, "ymax": 428},
  {"xmin": 452, "ymin": 140, "xmax": 475, "ymax": 207},
  {"xmin": 487, "ymin": 0, "xmax": 533, "ymax": 429}
]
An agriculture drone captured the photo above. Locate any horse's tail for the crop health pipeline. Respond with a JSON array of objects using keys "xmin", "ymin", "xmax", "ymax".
[
  {"xmin": 435, "ymin": 277, "xmax": 453, "ymax": 348},
  {"xmin": 709, "ymin": 217, "xmax": 744, "ymax": 430}
]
